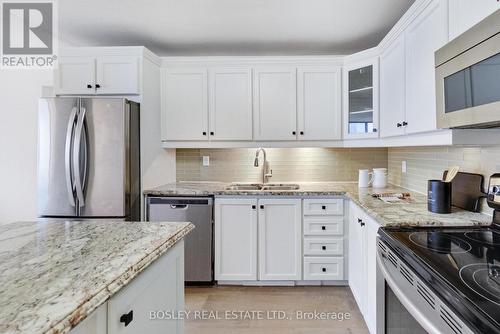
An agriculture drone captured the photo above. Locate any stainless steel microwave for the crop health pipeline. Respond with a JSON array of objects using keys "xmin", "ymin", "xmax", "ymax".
[{"xmin": 435, "ymin": 9, "xmax": 500, "ymax": 129}]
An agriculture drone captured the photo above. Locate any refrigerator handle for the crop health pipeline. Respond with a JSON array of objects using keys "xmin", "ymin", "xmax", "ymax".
[
  {"xmin": 73, "ymin": 107, "xmax": 86, "ymax": 207},
  {"xmin": 64, "ymin": 107, "xmax": 78, "ymax": 207}
]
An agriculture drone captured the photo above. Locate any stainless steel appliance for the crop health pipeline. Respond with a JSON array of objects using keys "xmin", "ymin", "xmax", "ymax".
[
  {"xmin": 377, "ymin": 174, "xmax": 500, "ymax": 333},
  {"xmin": 435, "ymin": 9, "xmax": 500, "ymax": 129},
  {"xmin": 146, "ymin": 197, "xmax": 213, "ymax": 283},
  {"xmin": 38, "ymin": 98, "xmax": 140, "ymax": 220}
]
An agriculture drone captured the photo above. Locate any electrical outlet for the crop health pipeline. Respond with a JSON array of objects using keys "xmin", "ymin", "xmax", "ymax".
[
  {"xmin": 202, "ymin": 156, "xmax": 210, "ymax": 167},
  {"xmin": 402, "ymin": 161, "xmax": 407, "ymax": 173}
]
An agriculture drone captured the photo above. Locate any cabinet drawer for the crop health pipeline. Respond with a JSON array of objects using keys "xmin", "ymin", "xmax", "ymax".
[
  {"xmin": 304, "ymin": 216, "xmax": 343, "ymax": 236},
  {"xmin": 303, "ymin": 199, "xmax": 343, "ymax": 216},
  {"xmin": 303, "ymin": 257, "xmax": 344, "ymax": 280},
  {"xmin": 304, "ymin": 237, "xmax": 343, "ymax": 256}
]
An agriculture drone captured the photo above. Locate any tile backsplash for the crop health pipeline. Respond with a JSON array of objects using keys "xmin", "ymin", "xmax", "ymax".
[
  {"xmin": 388, "ymin": 145, "xmax": 500, "ymax": 214},
  {"xmin": 176, "ymin": 148, "xmax": 388, "ymax": 183}
]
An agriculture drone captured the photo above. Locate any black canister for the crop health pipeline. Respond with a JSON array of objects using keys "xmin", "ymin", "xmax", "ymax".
[{"xmin": 428, "ymin": 180, "xmax": 452, "ymax": 214}]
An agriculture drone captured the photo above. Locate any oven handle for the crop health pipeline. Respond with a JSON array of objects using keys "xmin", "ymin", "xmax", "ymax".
[{"xmin": 376, "ymin": 249, "xmax": 444, "ymax": 334}]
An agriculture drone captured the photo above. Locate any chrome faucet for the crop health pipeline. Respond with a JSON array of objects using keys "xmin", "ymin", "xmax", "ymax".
[{"xmin": 254, "ymin": 148, "xmax": 273, "ymax": 184}]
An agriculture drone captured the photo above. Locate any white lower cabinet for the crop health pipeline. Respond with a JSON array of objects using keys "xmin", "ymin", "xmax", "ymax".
[
  {"xmin": 70, "ymin": 241, "xmax": 185, "ymax": 334},
  {"xmin": 215, "ymin": 197, "xmax": 301, "ymax": 281},
  {"xmin": 349, "ymin": 202, "xmax": 380, "ymax": 334},
  {"xmin": 214, "ymin": 198, "xmax": 258, "ymax": 280},
  {"xmin": 258, "ymin": 199, "xmax": 302, "ymax": 280}
]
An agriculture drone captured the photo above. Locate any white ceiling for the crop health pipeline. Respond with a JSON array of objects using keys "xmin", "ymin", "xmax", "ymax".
[{"xmin": 59, "ymin": 0, "xmax": 415, "ymax": 56}]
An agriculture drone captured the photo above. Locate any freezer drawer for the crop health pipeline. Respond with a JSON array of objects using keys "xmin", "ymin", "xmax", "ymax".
[{"xmin": 147, "ymin": 197, "xmax": 213, "ymax": 283}]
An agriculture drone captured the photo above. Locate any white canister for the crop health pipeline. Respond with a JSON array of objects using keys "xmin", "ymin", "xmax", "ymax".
[
  {"xmin": 372, "ymin": 168, "xmax": 388, "ymax": 188},
  {"xmin": 358, "ymin": 169, "xmax": 373, "ymax": 188}
]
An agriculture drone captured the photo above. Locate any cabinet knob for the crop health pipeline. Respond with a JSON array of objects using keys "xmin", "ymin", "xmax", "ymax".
[
  {"xmin": 120, "ymin": 310, "xmax": 133, "ymax": 327},
  {"xmin": 402, "ymin": 121, "xmax": 408, "ymax": 126},
  {"xmin": 300, "ymin": 131, "xmax": 304, "ymax": 135},
  {"xmin": 87, "ymin": 84, "xmax": 93, "ymax": 89},
  {"xmin": 252, "ymin": 205, "xmax": 256, "ymax": 209},
  {"xmin": 321, "ymin": 226, "xmax": 326, "ymax": 231},
  {"xmin": 322, "ymin": 246, "xmax": 326, "ymax": 251},
  {"xmin": 260, "ymin": 205, "xmax": 264, "ymax": 209},
  {"xmin": 361, "ymin": 221, "xmax": 365, "ymax": 227},
  {"xmin": 322, "ymin": 267, "xmax": 327, "ymax": 273},
  {"xmin": 373, "ymin": 128, "xmax": 378, "ymax": 132},
  {"xmin": 210, "ymin": 131, "xmax": 214, "ymax": 136},
  {"xmin": 202, "ymin": 132, "xmax": 207, "ymax": 136},
  {"xmin": 95, "ymin": 84, "xmax": 101, "ymax": 89},
  {"xmin": 397, "ymin": 123, "xmax": 402, "ymax": 127},
  {"xmin": 292, "ymin": 131, "xmax": 296, "ymax": 135},
  {"xmin": 321, "ymin": 205, "xmax": 326, "ymax": 210}
]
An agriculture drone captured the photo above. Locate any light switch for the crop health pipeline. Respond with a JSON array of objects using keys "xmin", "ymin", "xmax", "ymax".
[
  {"xmin": 202, "ymin": 156, "xmax": 210, "ymax": 167},
  {"xmin": 402, "ymin": 161, "xmax": 407, "ymax": 173}
]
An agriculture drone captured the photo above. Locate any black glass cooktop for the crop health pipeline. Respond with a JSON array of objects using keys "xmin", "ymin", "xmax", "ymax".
[{"xmin": 380, "ymin": 225, "xmax": 500, "ymax": 333}]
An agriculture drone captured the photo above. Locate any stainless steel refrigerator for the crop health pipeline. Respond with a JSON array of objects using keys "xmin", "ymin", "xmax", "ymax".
[{"xmin": 38, "ymin": 98, "xmax": 140, "ymax": 220}]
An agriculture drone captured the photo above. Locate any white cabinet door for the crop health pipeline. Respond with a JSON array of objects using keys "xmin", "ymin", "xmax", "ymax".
[
  {"xmin": 108, "ymin": 241, "xmax": 184, "ymax": 334},
  {"xmin": 69, "ymin": 303, "xmax": 107, "ymax": 334},
  {"xmin": 348, "ymin": 202, "xmax": 365, "ymax": 312},
  {"xmin": 161, "ymin": 69, "xmax": 208, "ymax": 141},
  {"xmin": 343, "ymin": 59, "xmax": 380, "ymax": 139},
  {"xmin": 258, "ymin": 199, "xmax": 302, "ymax": 280},
  {"xmin": 449, "ymin": 0, "xmax": 499, "ymax": 40},
  {"xmin": 363, "ymin": 214, "xmax": 381, "ymax": 334},
  {"xmin": 380, "ymin": 34, "xmax": 406, "ymax": 138},
  {"xmin": 209, "ymin": 68, "xmax": 253, "ymax": 140},
  {"xmin": 96, "ymin": 57, "xmax": 140, "ymax": 95},
  {"xmin": 405, "ymin": 0, "xmax": 449, "ymax": 135},
  {"xmin": 253, "ymin": 67, "xmax": 297, "ymax": 141},
  {"xmin": 297, "ymin": 67, "xmax": 342, "ymax": 140},
  {"xmin": 55, "ymin": 57, "xmax": 96, "ymax": 95},
  {"xmin": 215, "ymin": 198, "xmax": 258, "ymax": 281}
]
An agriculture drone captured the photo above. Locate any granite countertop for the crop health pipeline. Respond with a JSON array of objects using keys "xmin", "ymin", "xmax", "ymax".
[
  {"xmin": 145, "ymin": 181, "xmax": 492, "ymax": 227},
  {"xmin": 0, "ymin": 220, "xmax": 193, "ymax": 334}
]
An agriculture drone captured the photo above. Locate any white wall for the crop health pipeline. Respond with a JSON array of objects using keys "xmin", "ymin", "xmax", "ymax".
[{"xmin": 0, "ymin": 70, "xmax": 53, "ymax": 224}]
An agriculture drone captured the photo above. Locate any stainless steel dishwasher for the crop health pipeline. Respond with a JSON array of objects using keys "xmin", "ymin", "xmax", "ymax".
[{"xmin": 146, "ymin": 196, "xmax": 213, "ymax": 283}]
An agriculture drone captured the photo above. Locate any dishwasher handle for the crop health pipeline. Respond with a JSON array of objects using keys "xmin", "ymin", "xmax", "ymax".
[
  {"xmin": 170, "ymin": 204, "xmax": 188, "ymax": 209},
  {"xmin": 147, "ymin": 197, "xmax": 213, "ymax": 206}
]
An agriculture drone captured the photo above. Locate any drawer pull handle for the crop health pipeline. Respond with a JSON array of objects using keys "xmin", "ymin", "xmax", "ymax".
[
  {"xmin": 321, "ymin": 205, "xmax": 326, "ymax": 210},
  {"xmin": 120, "ymin": 310, "xmax": 133, "ymax": 327},
  {"xmin": 321, "ymin": 226, "xmax": 326, "ymax": 231},
  {"xmin": 322, "ymin": 246, "xmax": 326, "ymax": 251},
  {"xmin": 322, "ymin": 267, "xmax": 327, "ymax": 273},
  {"xmin": 87, "ymin": 84, "xmax": 93, "ymax": 89}
]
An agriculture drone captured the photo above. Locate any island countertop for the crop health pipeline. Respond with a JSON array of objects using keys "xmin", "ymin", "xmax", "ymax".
[
  {"xmin": 144, "ymin": 181, "xmax": 492, "ymax": 227},
  {"xmin": 0, "ymin": 220, "xmax": 193, "ymax": 334}
]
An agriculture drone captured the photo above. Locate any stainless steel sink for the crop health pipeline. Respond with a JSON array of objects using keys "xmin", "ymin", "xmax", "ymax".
[
  {"xmin": 261, "ymin": 184, "xmax": 300, "ymax": 191},
  {"xmin": 224, "ymin": 183, "xmax": 300, "ymax": 191},
  {"xmin": 225, "ymin": 184, "xmax": 263, "ymax": 191}
]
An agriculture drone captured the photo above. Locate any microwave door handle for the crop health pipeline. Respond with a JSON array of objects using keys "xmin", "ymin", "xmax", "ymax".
[
  {"xmin": 73, "ymin": 107, "xmax": 86, "ymax": 207},
  {"xmin": 64, "ymin": 107, "xmax": 78, "ymax": 207}
]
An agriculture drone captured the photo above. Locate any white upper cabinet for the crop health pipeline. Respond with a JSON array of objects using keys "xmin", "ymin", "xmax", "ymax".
[
  {"xmin": 343, "ymin": 59, "xmax": 379, "ymax": 139},
  {"xmin": 215, "ymin": 199, "xmax": 258, "ymax": 281},
  {"xmin": 161, "ymin": 69, "xmax": 208, "ymax": 141},
  {"xmin": 55, "ymin": 55, "xmax": 140, "ymax": 96},
  {"xmin": 209, "ymin": 68, "xmax": 253, "ymax": 141},
  {"xmin": 404, "ymin": 0, "xmax": 449, "ymax": 135},
  {"xmin": 253, "ymin": 67, "xmax": 297, "ymax": 141},
  {"xmin": 55, "ymin": 57, "xmax": 96, "ymax": 95},
  {"xmin": 380, "ymin": 34, "xmax": 406, "ymax": 138},
  {"xmin": 258, "ymin": 199, "xmax": 302, "ymax": 280},
  {"xmin": 96, "ymin": 56, "xmax": 140, "ymax": 95},
  {"xmin": 297, "ymin": 67, "xmax": 342, "ymax": 140},
  {"xmin": 449, "ymin": 0, "xmax": 499, "ymax": 40}
]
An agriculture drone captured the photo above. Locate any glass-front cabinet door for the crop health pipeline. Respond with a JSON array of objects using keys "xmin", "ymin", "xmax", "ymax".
[{"xmin": 343, "ymin": 59, "xmax": 379, "ymax": 138}]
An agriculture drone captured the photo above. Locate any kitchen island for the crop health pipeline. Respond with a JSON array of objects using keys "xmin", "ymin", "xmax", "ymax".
[{"xmin": 0, "ymin": 220, "xmax": 193, "ymax": 334}]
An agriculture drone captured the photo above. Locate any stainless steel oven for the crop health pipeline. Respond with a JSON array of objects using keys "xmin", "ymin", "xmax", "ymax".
[
  {"xmin": 435, "ymin": 9, "xmax": 500, "ymax": 129},
  {"xmin": 377, "ymin": 238, "xmax": 475, "ymax": 334}
]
